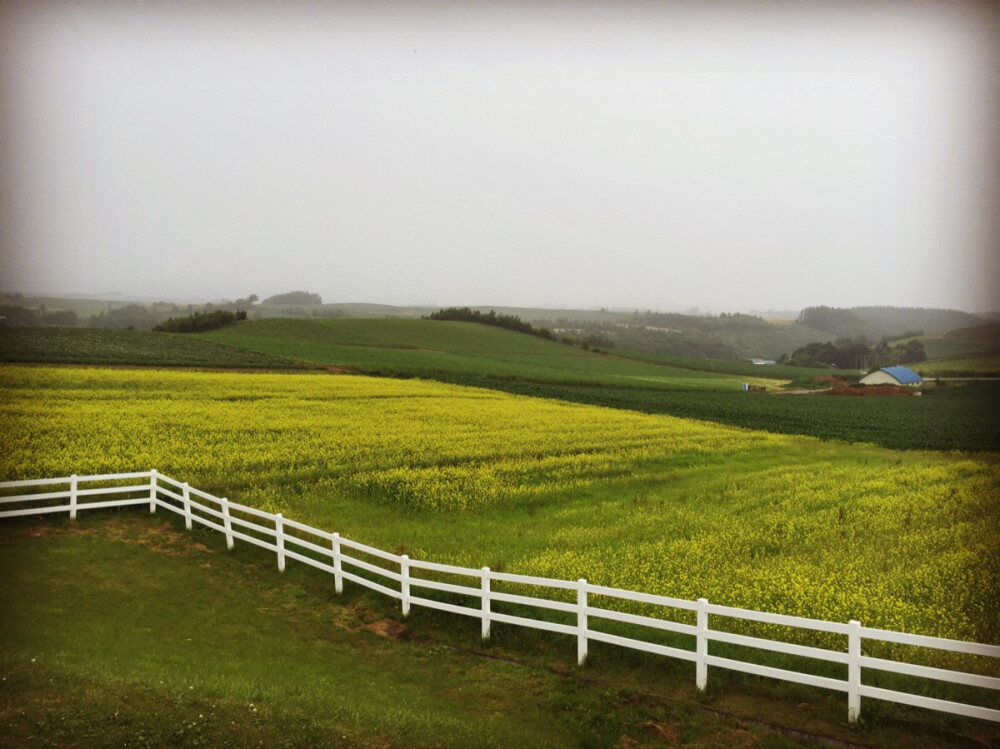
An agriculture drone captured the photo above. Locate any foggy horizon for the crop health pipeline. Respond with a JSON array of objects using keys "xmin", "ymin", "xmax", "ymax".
[{"xmin": 2, "ymin": 1, "xmax": 998, "ymax": 315}]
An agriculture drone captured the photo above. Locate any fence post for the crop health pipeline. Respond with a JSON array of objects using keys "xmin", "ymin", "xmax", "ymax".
[
  {"xmin": 69, "ymin": 474, "xmax": 78, "ymax": 520},
  {"xmin": 275, "ymin": 513, "xmax": 286, "ymax": 572},
  {"xmin": 401, "ymin": 554, "xmax": 410, "ymax": 617},
  {"xmin": 221, "ymin": 497, "xmax": 234, "ymax": 550},
  {"xmin": 149, "ymin": 469, "xmax": 157, "ymax": 513},
  {"xmin": 332, "ymin": 533, "xmax": 343, "ymax": 594},
  {"xmin": 696, "ymin": 598, "xmax": 709, "ymax": 691},
  {"xmin": 577, "ymin": 578, "xmax": 588, "ymax": 666},
  {"xmin": 848, "ymin": 619, "xmax": 862, "ymax": 723},
  {"xmin": 481, "ymin": 567, "xmax": 491, "ymax": 641},
  {"xmin": 182, "ymin": 483, "xmax": 192, "ymax": 530}
]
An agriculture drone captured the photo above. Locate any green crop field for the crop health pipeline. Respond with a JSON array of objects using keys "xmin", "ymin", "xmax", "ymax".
[
  {"xmin": 899, "ymin": 324, "xmax": 999, "ymax": 363},
  {"xmin": 196, "ymin": 318, "xmax": 784, "ymax": 390},
  {"xmin": 610, "ymin": 348, "xmax": 824, "ymax": 380},
  {"xmin": 436, "ymin": 375, "xmax": 1000, "ymax": 453},
  {"xmin": 0, "ymin": 327, "xmax": 306, "ymax": 368}
]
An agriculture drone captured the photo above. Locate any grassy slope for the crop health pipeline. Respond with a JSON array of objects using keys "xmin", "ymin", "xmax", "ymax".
[
  {"xmin": 8, "ymin": 515, "xmax": 991, "ymax": 748},
  {"xmin": 197, "ymin": 319, "xmax": 783, "ymax": 390},
  {"xmin": 943, "ymin": 322, "xmax": 1000, "ymax": 347},
  {"xmin": 916, "ymin": 354, "xmax": 1000, "ymax": 376},
  {"xmin": 897, "ymin": 324, "xmax": 999, "ymax": 363},
  {"xmin": 0, "ymin": 516, "xmax": 737, "ymax": 748},
  {"xmin": 0, "ymin": 327, "xmax": 305, "ymax": 368}
]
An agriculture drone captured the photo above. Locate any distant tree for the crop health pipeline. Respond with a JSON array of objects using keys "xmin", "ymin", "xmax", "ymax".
[
  {"xmin": 261, "ymin": 291, "xmax": 322, "ymax": 306},
  {"xmin": 797, "ymin": 306, "xmax": 865, "ymax": 335},
  {"xmin": 425, "ymin": 307, "xmax": 555, "ymax": 341},
  {"xmin": 904, "ymin": 338, "xmax": 927, "ymax": 363},
  {"xmin": 89, "ymin": 305, "xmax": 158, "ymax": 330},
  {"xmin": 0, "ymin": 306, "xmax": 77, "ymax": 327},
  {"xmin": 228, "ymin": 293, "xmax": 259, "ymax": 311},
  {"xmin": 785, "ymin": 335, "xmax": 926, "ymax": 370},
  {"xmin": 311, "ymin": 307, "xmax": 344, "ymax": 319},
  {"xmin": 153, "ymin": 309, "xmax": 246, "ymax": 333}
]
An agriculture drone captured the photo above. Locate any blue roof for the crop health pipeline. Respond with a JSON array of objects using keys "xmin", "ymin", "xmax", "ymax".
[{"xmin": 881, "ymin": 366, "xmax": 923, "ymax": 384}]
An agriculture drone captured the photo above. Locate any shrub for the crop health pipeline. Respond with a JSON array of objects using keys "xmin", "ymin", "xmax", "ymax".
[{"xmin": 153, "ymin": 310, "xmax": 246, "ymax": 333}]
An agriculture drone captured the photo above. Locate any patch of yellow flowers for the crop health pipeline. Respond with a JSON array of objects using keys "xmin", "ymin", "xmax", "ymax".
[
  {"xmin": 0, "ymin": 366, "xmax": 790, "ymax": 509},
  {"xmin": 2, "ymin": 366, "xmax": 998, "ymax": 650}
]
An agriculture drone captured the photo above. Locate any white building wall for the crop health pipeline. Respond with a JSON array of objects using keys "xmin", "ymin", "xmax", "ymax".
[{"xmin": 860, "ymin": 370, "xmax": 922, "ymax": 386}]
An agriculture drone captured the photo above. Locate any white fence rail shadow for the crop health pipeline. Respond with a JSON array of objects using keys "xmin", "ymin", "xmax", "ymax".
[{"xmin": 2, "ymin": 470, "xmax": 998, "ymax": 725}]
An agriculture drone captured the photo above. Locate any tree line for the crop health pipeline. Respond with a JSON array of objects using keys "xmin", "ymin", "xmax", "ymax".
[
  {"xmin": 781, "ymin": 336, "xmax": 926, "ymax": 370},
  {"xmin": 425, "ymin": 307, "xmax": 556, "ymax": 341},
  {"xmin": 153, "ymin": 309, "xmax": 247, "ymax": 333},
  {"xmin": 0, "ymin": 291, "xmax": 330, "ymax": 331}
]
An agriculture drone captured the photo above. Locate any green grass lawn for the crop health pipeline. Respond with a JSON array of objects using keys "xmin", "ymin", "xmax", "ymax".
[
  {"xmin": 0, "ymin": 516, "xmax": 721, "ymax": 748},
  {"xmin": 3, "ymin": 514, "xmax": 996, "ymax": 748}
]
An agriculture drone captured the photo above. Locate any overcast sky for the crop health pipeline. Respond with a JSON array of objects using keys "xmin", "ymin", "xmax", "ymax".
[{"xmin": 1, "ymin": 0, "xmax": 997, "ymax": 313}]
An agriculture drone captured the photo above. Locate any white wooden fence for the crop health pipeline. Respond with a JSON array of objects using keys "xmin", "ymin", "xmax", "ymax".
[{"xmin": 1, "ymin": 470, "xmax": 998, "ymax": 725}]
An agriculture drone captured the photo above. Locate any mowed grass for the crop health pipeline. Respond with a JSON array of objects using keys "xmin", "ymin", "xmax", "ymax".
[
  {"xmin": 0, "ymin": 516, "xmax": 751, "ymax": 748},
  {"xmin": 196, "ymin": 318, "xmax": 784, "ymax": 390},
  {"xmin": 8, "ymin": 516, "xmax": 993, "ymax": 749},
  {"xmin": 3, "ymin": 366, "xmax": 998, "ymax": 652},
  {"xmin": 0, "ymin": 326, "xmax": 306, "ymax": 368}
]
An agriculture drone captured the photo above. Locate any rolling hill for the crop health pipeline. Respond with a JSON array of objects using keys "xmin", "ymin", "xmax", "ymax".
[{"xmin": 195, "ymin": 318, "xmax": 782, "ymax": 391}]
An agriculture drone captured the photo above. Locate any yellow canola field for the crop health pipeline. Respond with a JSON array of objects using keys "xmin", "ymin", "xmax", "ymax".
[
  {"xmin": 0, "ymin": 366, "xmax": 790, "ymax": 510},
  {"xmin": 1, "ymin": 366, "xmax": 998, "ymax": 649}
]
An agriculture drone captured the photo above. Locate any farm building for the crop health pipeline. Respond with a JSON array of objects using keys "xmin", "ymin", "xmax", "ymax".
[{"xmin": 860, "ymin": 366, "xmax": 923, "ymax": 387}]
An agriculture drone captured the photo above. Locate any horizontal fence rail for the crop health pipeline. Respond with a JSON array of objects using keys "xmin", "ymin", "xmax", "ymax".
[{"xmin": 2, "ymin": 470, "xmax": 998, "ymax": 725}]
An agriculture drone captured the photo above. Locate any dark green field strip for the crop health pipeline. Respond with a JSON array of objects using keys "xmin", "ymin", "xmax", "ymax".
[
  {"xmin": 0, "ymin": 327, "xmax": 308, "ymax": 368},
  {"xmin": 611, "ymin": 349, "xmax": 809, "ymax": 380},
  {"xmin": 431, "ymin": 375, "xmax": 1000, "ymax": 452}
]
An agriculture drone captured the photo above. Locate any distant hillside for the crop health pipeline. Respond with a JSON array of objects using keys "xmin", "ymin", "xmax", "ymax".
[
  {"xmin": 196, "ymin": 318, "xmax": 785, "ymax": 391},
  {"xmin": 942, "ymin": 322, "xmax": 1000, "ymax": 348},
  {"xmin": 2, "ymin": 294, "xmax": 987, "ymax": 363},
  {"xmin": 889, "ymin": 323, "xmax": 1000, "ymax": 362},
  {"xmin": 851, "ymin": 306, "xmax": 985, "ymax": 336},
  {"xmin": 797, "ymin": 306, "xmax": 985, "ymax": 341}
]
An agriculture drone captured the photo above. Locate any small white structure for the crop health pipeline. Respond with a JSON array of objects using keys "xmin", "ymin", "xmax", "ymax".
[{"xmin": 860, "ymin": 366, "xmax": 923, "ymax": 387}]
